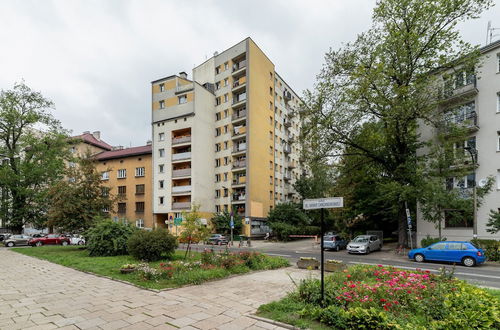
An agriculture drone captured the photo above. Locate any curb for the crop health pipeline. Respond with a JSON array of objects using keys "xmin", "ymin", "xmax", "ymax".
[{"xmin": 247, "ymin": 314, "xmax": 299, "ymax": 330}]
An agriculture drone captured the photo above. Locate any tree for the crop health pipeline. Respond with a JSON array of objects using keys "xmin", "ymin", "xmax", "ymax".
[
  {"xmin": 301, "ymin": 0, "xmax": 492, "ymax": 245},
  {"xmin": 0, "ymin": 82, "xmax": 70, "ymax": 233},
  {"xmin": 486, "ymin": 210, "xmax": 500, "ymax": 234},
  {"xmin": 47, "ymin": 152, "xmax": 117, "ymax": 233},
  {"xmin": 211, "ymin": 210, "xmax": 242, "ymax": 236},
  {"xmin": 180, "ymin": 204, "xmax": 211, "ymax": 259}
]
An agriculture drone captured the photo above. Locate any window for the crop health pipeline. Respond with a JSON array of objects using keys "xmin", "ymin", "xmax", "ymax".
[
  {"xmin": 118, "ymin": 203, "xmax": 126, "ymax": 213},
  {"xmin": 224, "ymin": 141, "xmax": 228, "ymax": 150},
  {"xmin": 118, "ymin": 186, "xmax": 126, "ymax": 196},
  {"xmin": 269, "ymin": 161, "xmax": 273, "ymax": 169},
  {"xmin": 159, "ymin": 149, "xmax": 165, "ymax": 157},
  {"xmin": 159, "ymin": 83, "xmax": 165, "ymax": 92},
  {"xmin": 215, "ymin": 159, "xmax": 221, "ymax": 167},
  {"xmin": 215, "ymin": 174, "xmax": 221, "ymax": 182},
  {"xmin": 136, "ymin": 184, "xmax": 145, "ymax": 195},
  {"xmin": 224, "ymin": 125, "xmax": 228, "ymax": 134},
  {"xmin": 159, "ymin": 180, "xmax": 164, "ymax": 189},
  {"xmin": 215, "ymin": 205, "xmax": 221, "ymax": 212},
  {"xmin": 159, "ymin": 164, "xmax": 164, "ymax": 173},
  {"xmin": 270, "ymin": 72, "xmax": 273, "ymax": 80},
  {"xmin": 497, "ymin": 54, "xmax": 500, "ymax": 72},
  {"xmin": 498, "ymin": 132, "xmax": 500, "ymax": 151},
  {"xmin": 269, "ymin": 101, "xmax": 273, "ymax": 110},
  {"xmin": 117, "ymin": 169, "xmax": 127, "ymax": 179},
  {"xmin": 224, "ymin": 157, "xmax": 229, "ymax": 166},
  {"xmin": 215, "ymin": 128, "xmax": 221, "ymax": 136},
  {"xmin": 159, "ymin": 133, "xmax": 165, "ymax": 141},
  {"xmin": 101, "ymin": 171, "xmax": 109, "ymax": 180},
  {"xmin": 178, "ymin": 95, "xmax": 187, "ymax": 104},
  {"xmin": 215, "ymin": 66, "xmax": 220, "ymax": 74},
  {"xmin": 224, "ymin": 94, "xmax": 228, "ymax": 103},
  {"xmin": 223, "ymin": 188, "xmax": 228, "ymax": 197},
  {"xmin": 215, "ymin": 82, "xmax": 220, "ymax": 90},
  {"xmin": 135, "ymin": 219, "xmax": 144, "ymax": 228},
  {"xmin": 224, "ymin": 109, "xmax": 228, "ymax": 118},
  {"xmin": 224, "ymin": 78, "xmax": 228, "ymax": 86},
  {"xmin": 159, "ymin": 100, "xmax": 165, "ymax": 109},
  {"xmin": 445, "ymin": 101, "xmax": 476, "ymax": 125},
  {"xmin": 270, "ymin": 176, "xmax": 273, "ymax": 185},
  {"xmin": 216, "ymin": 97, "xmax": 221, "ymax": 106},
  {"xmin": 215, "ymin": 190, "xmax": 220, "ymax": 198},
  {"xmin": 135, "ymin": 202, "xmax": 145, "ymax": 213},
  {"xmin": 270, "ymin": 191, "xmax": 273, "ymax": 200},
  {"xmin": 444, "ymin": 210, "xmax": 471, "ymax": 228},
  {"xmin": 216, "ymin": 113, "xmax": 221, "ymax": 121},
  {"xmin": 101, "ymin": 187, "xmax": 109, "ymax": 197},
  {"xmin": 269, "ymin": 146, "xmax": 273, "ymax": 154},
  {"xmin": 497, "ymin": 92, "xmax": 500, "ymax": 113},
  {"xmin": 215, "ymin": 143, "xmax": 221, "ymax": 152},
  {"xmin": 224, "ymin": 62, "xmax": 228, "ymax": 70},
  {"xmin": 223, "ymin": 173, "xmax": 228, "ymax": 181},
  {"xmin": 269, "ymin": 131, "xmax": 273, "ymax": 140},
  {"xmin": 159, "ymin": 197, "xmax": 164, "ymax": 205},
  {"xmin": 135, "ymin": 167, "xmax": 145, "ymax": 177},
  {"xmin": 269, "ymin": 87, "xmax": 273, "ymax": 95}
]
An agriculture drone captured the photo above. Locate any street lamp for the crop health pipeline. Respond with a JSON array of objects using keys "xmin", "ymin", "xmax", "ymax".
[{"xmin": 464, "ymin": 146, "xmax": 478, "ymax": 239}]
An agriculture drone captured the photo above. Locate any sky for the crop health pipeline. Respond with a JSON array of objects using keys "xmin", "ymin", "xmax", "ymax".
[{"xmin": 0, "ymin": 0, "xmax": 499, "ymax": 147}]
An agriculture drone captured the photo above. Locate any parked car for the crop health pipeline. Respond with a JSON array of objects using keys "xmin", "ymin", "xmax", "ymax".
[
  {"xmin": 0, "ymin": 233, "xmax": 11, "ymax": 242},
  {"xmin": 408, "ymin": 241, "xmax": 485, "ymax": 267},
  {"xmin": 4, "ymin": 235, "xmax": 31, "ymax": 247},
  {"xmin": 69, "ymin": 234, "xmax": 85, "ymax": 245},
  {"xmin": 207, "ymin": 234, "xmax": 228, "ymax": 245},
  {"xmin": 28, "ymin": 234, "xmax": 70, "ymax": 247},
  {"xmin": 31, "ymin": 233, "xmax": 47, "ymax": 238},
  {"xmin": 322, "ymin": 234, "xmax": 348, "ymax": 251},
  {"xmin": 347, "ymin": 235, "xmax": 382, "ymax": 254}
]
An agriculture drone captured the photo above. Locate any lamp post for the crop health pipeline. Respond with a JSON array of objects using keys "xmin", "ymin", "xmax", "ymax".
[{"xmin": 464, "ymin": 146, "xmax": 478, "ymax": 239}]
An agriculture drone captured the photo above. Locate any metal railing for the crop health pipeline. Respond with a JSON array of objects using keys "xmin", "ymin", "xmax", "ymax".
[
  {"xmin": 232, "ymin": 160, "xmax": 246, "ymax": 169},
  {"xmin": 232, "ymin": 60, "xmax": 246, "ymax": 72},
  {"xmin": 172, "ymin": 152, "xmax": 191, "ymax": 161},
  {"xmin": 172, "ymin": 168, "xmax": 191, "ymax": 177},
  {"xmin": 172, "ymin": 136, "xmax": 191, "ymax": 145},
  {"xmin": 232, "ymin": 110, "xmax": 246, "ymax": 120},
  {"xmin": 172, "ymin": 202, "xmax": 191, "ymax": 210},
  {"xmin": 172, "ymin": 185, "xmax": 191, "ymax": 193}
]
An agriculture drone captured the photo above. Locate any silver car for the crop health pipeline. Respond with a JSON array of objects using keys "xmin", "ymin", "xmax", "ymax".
[
  {"xmin": 347, "ymin": 235, "xmax": 382, "ymax": 254},
  {"xmin": 4, "ymin": 235, "xmax": 32, "ymax": 247}
]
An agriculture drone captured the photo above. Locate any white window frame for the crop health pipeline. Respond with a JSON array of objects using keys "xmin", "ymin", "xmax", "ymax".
[
  {"xmin": 178, "ymin": 95, "xmax": 187, "ymax": 104},
  {"xmin": 159, "ymin": 83, "xmax": 165, "ymax": 92},
  {"xmin": 497, "ymin": 170, "xmax": 500, "ymax": 190},
  {"xmin": 159, "ymin": 180, "xmax": 164, "ymax": 189},
  {"xmin": 159, "ymin": 196, "xmax": 164, "ymax": 205},
  {"xmin": 497, "ymin": 92, "xmax": 500, "ymax": 113},
  {"xmin": 159, "ymin": 148, "xmax": 165, "ymax": 157},
  {"xmin": 135, "ymin": 219, "xmax": 144, "ymax": 228},
  {"xmin": 159, "ymin": 164, "xmax": 164, "ymax": 173},
  {"xmin": 159, "ymin": 132, "xmax": 165, "ymax": 141},
  {"xmin": 117, "ymin": 169, "xmax": 126, "ymax": 179},
  {"xmin": 135, "ymin": 167, "xmax": 145, "ymax": 177},
  {"xmin": 159, "ymin": 100, "xmax": 165, "ymax": 109}
]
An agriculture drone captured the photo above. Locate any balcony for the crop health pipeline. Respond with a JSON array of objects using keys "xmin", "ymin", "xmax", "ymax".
[
  {"xmin": 232, "ymin": 60, "xmax": 246, "ymax": 75},
  {"xmin": 232, "ymin": 77, "xmax": 246, "ymax": 92},
  {"xmin": 443, "ymin": 111, "xmax": 478, "ymax": 133},
  {"xmin": 232, "ymin": 193, "xmax": 246, "ymax": 203},
  {"xmin": 283, "ymin": 90, "xmax": 292, "ymax": 102},
  {"xmin": 442, "ymin": 76, "xmax": 478, "ymax": 104},
  {"xmin": 172, "ymin": 202, "xmax": 191, "ymax": 210},
  {"xmin": 284, "ymin": 145, "xmax": 292, "ymax": 154},
  {"xmin": 288, "ymin": 162, "xmax": 296, "ymax": 169},
  {"xmin": 232, "ymin": 126, "xmax": 247, "ymax": 138},
  {"xmin": 232, "ymin": 160, "xmax": 246, "ymax": 169},
  {"xmin": 172, "ymin": 168, "xmax": 191, "ymax": 178},
  {"xmin": 233, "ymin": 143, "xmax": 247, "ymax": 154},
  {"xmin": 172, "ymin": 185, "xmax": 192, "ymax": 194},
  {"xmin": 232, "ymin": 176, "xmax": 246, "ymax": 186},
  {"xmin": 172, "ymin": 152, "xmax": 191, "ymax": 161},
  {"xmin": 284, "ymin": 173, "xmax": 292, "ymax": 181},
  {"xmin": 283, "ymin": 119, "xmax": 292, "ymax": 128},
  {"xmin": 232, "ymin": 109, "xmax": 246, "ymax": 122},
  {"xmin": 172, "ymin": 136, "xmax": 191, "ymax": 145},
  {"xmin": 175, "ymin": 84, "xmax": 194, "ymax": 94},
  {"xmin": 232, "ymin": 93, "xmax": 247, "ymax": 107}
]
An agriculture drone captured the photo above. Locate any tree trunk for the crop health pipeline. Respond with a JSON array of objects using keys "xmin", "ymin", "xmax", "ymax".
[
  {"xmin": 398, "ymin": 205, "xmax": 407, "ymax": 247},
  {"xmin": 9, "ymin": 191, "xmax": 25, "ymax": 234}
]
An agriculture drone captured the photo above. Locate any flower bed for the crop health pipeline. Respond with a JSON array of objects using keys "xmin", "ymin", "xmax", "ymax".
[{"xmin": 258, "ymin": 264, "xmax": 500, "ymax": 329}]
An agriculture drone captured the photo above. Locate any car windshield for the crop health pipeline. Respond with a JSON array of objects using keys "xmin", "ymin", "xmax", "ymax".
[{"xmin": 353, "ymin": 237, "xmax": 368, "ymax": 243}]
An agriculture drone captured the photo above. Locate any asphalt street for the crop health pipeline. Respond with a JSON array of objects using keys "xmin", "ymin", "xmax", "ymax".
[{"xmin": 182, "ymin": 239, "xmax": 500, "ymax": 289}]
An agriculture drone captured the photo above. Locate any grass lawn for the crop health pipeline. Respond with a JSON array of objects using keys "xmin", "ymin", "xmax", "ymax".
[{"xmin": 12, "ymin": 246, "xmax": 289, "ymax": 290}]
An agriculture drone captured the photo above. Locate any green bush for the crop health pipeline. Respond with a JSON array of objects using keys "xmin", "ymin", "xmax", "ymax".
[
  {"xmin": 269, "ymin": 222, "xmax": 297, "ymax": 241},
  {"xmin": 421, "ymin": 235, "xmax": 446, "ymax": 248},
  {"xmin": 86, "ymin": 220, "xmax": 136, "ymax": 256},
  {"xmin": 471, "ymin": 239, "xmax": 500, "ymax": 262},
  {"xmin": 127, "ymin": 229, "xmax": 178, "ymax": 262}
]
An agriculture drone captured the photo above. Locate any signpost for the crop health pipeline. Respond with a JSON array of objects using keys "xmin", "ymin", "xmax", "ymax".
[
  {"xmin": 174, "ymin": 217, "xmax": 182, "ymax": 236},
  {"xmin": 230, "ymin": 212, "xmax": 234, "ymax": 246},
  {"xmin": 405, "ymin": 202, "xmax": 413, "ymax": 250},
  {"xmin": 303, "ymin": 197, "xmax": 344, "ymax": 306}
]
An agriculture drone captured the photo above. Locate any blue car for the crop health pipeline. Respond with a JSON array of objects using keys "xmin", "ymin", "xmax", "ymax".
[
  {"xmin": 408, "ymin": 241, "xmax": 486, "ymax": 267},
  {"xmin": 322, "ymin": 234, "xmax": 348, "ymax": 251}
]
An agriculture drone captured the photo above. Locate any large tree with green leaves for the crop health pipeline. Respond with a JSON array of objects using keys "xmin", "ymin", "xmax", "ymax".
[
  {"xmin": 0, "ymin": 82, "xmax": 69, "ymax": 233},
  {"xmin": 302, "ymin": 0, "xmax": 492, "ymax": 244},
  {"xmin": 210, "ymin": 210, "xmax": 242, "ymax": 236},
  {"xmin": 47, "ymin": 152, "xmax": 117, "ymax": 233}
]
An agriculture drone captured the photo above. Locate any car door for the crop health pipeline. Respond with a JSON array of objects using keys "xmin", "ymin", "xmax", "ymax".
[
  {"xmin": 369, "ymin": 236, "xmax": 377, "ymax": 250},
  {"xmin": 46, "ymin": 234, "xmax": 56, "ymax": 244},
  {"xmin": 445, "ymin": 243, "xmax": 464, "ymax": 263},
  {"xmin": 425, "ymin": 242, "xmax": 447, "ymax": 261}
]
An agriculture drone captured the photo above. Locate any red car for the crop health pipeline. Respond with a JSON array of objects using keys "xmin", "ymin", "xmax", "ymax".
[{"xmin": 29, "ymin": 234, "xmax": 70, "ymax": 247}]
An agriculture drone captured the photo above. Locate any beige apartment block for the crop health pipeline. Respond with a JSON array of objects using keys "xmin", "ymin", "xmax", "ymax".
[
  {"xmin": 151, "ymin": 38, "xmax": 303, "ymax": 237},
  {"xmin": 416, "ymin": 40, "xmax": 500, "ymax": 243}
]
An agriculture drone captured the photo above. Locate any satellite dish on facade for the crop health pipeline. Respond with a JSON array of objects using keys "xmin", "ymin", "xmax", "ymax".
[{"xmin": 478, "ymin": 178, "xmax": 488, "ymax": 188}]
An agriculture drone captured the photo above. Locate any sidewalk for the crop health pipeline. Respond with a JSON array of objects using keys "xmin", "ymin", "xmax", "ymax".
[{"xmin": 0, "ymin": 249, "xmax": 312, "ymax": 330}]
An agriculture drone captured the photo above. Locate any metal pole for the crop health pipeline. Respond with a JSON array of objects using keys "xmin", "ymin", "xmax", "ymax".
[
  {"xmin": 230, "ymin": 213, "xmax": 234, "ymax": 247},
  {"xmin": 320, "ymin": 208, "xmax": 325, "ymax": 307},
  {"xmin": 473, "ymin": 178, "xmax": 477, "ymax": 239}
]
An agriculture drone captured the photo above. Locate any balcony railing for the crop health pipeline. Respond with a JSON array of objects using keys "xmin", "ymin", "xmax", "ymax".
[
  {"xmin": 172, "ymin": 168, "xmax": 191, "ymax": 178},
  {"xmin": 232, "ymin": 94, "xmax": 247, "ymax": 105},
  {"xmin": 232, "ymin": 176, "xmax": 246, "ymax": 185},
  {"xmin": 232, "ymin": 160, "xmax": 246, "ymax": 169},
  {"xmin": 284, "ymin": 173, "xmax": 292, "ymax": 181},
  {"xmin": 283, "ymin": 90, "xmax": 292, "ymax": 101},
  {"xmin": 232, "ymin": 126, "xmax": 247, "ymax": 137},
  {"xmin": 232, "ymin": 110, "xmax": 246, "ymax": 121},
  {"xmin": 172, "ymin": 136, "xmax": 191, "ymax": 145},
  {"xmin": 233, "ymin": 77, "xmax": 246, "ymax": 89},
  {"xmin": 284, "ymin": 145, "xmax": 292, "ymax": 154},
  {"xmin": 288, "ymin": 162, "xmax": 296, "ymax": 169},
  {"xmin": 175, "ymin": 84, "xmax": 193, "ymax": 94},
  {"xmin": 442, "ymin": 75, "xmax": 477, "ymax": 101},
  {"xmin": 172, "ymin": 152, "xmax": 191, "ymax": 161},
  {"xmin": 172, "ymin": 185, "xmax": 192, "ymax": 194},
  {"xmin": 232, "ymin": 194, "xmax": 246, "ymax": 201},
  {"xmin": 172, "ymin": 202, "xmax": 191, "ymax": 210},
  {"xmin": 443, "ymin": 111, "xmax": 478, "ymax": 132},
  {"xmin": 232, "ymin": 60, "xmax": 246, "ymax": 72},
  {"xmin": 233, "ymin": 144, "xmax": 247, "ymax": 153}
]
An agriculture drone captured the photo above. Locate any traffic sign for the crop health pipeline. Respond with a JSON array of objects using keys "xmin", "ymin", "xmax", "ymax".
[
  {"xmin": 174, "ymin": 217, "xmax": 182, "ymax": 226},
  {"xmin": 303, "ymin": 197, "xmax": 343, "ymax": 210}
]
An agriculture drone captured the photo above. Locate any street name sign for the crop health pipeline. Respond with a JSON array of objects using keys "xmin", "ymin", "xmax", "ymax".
[{"xmin": 303, "ymin": 197, "xmax": 343, "ymax": 210}]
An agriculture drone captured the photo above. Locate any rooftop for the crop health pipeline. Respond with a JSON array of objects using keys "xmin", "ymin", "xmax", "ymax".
[
  {"xmin": 94, "ymin": 145, "xmax": 152, "ymax": 161},
  {"xmin": 71, "ymin": 132, "xmax": 113, "ymax": 151}
]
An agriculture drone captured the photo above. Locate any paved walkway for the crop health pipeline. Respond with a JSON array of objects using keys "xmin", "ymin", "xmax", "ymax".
[{"xmin": 0, "ymin": 249, "xmax": 311, "ymax": 330}]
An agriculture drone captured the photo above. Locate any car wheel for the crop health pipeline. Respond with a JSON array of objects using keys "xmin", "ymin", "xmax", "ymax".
[
  {"xmin": 61, "ymin": 241, "xmax": 68, "ymax": 246},
  {"xmin": 365, "ymin": 248, "xmax": 370, "ymax": 254},
  {"xmin": 7, "ymin": 242, "xmax": 14, "ymax": 247},
  {"xmin": 414, "ymin": 253, "xmax": 425, "ymax": 263},
  {"xmin": 335, "ymin": 245, "xmax": 340, "ymax": 252},
  {"xmin": 78, "ymin": 240, "xmax": 84, "ymax": 245},
  {"xmin": 462, "ymin": 256, "xmax": 476, "ymax": 267},
  {"xmin": 36, "ymin": 241, "xmax": 43, "ymax": 247}
]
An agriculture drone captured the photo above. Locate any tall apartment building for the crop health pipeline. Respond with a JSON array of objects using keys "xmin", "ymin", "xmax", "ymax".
[
  {"xmin": 95, "ymin": 145, "xmax": 154, "ymax": 229},
  {"xmin": 151, "ymin": 38, "xmax": 303, "ymax": 237},
  {"xmin": 416, "ymin": 40, "xmax": 500, "ymax": 243}
]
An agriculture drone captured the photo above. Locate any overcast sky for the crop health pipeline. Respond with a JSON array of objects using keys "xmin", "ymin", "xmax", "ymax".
[{"xmin": 1, "ymin": 0, "xmax": 499, "ymax": 147}]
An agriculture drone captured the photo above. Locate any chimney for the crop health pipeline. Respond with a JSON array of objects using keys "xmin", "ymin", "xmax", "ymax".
[
  {"xmin": 83, "ymin": 131, "xmax": 90, "ymax": 135},
  {"xmin": 179, "ymin": 71, "xmax": 187, "ymax": 79},
  {"xmin": 92, "ymin": 131, "xmax": 101, "ymax": 140},
  {"xmin": 146, "ymin": 140, "xmax": 152, "ymax": 146}
]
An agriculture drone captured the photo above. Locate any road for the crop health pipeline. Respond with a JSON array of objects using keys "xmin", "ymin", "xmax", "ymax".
[{"xmin": 180, "ymin": 240, "xmax": 500, "ymax": 289}]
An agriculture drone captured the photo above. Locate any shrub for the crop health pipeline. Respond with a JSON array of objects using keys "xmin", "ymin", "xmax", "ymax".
[
  {"xmin": 471, "ymin": 239, "xmax": 500, "ymax": 262},
  {"xmin": 421, "ymin": 235, "xmax": 446, "ymax": 248},
  {"xmin": 86, "ymin": 220, "xmax": 136, "ymax": 256},
  {"xmin": 127, "ymin": 229, "xmax": 178, "ymax": 262},
  {"xmin": 269, "ymin": 222, "xmax": 298, "ymax": 241}
]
